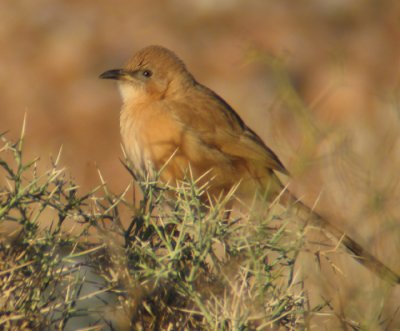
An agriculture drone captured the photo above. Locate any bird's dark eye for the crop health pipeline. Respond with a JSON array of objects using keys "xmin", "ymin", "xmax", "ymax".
[{"xmin": 142, "ymin": 70, "xmax": 152, "ymax": 78}]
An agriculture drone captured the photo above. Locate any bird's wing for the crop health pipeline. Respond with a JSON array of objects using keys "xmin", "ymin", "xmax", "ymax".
[{"xmin": 170, "ymin": 85, "xmax": 289, "ymax": 175}]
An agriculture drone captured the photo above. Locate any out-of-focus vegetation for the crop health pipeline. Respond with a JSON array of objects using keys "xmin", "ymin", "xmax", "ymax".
[{"xmin": 1, "ymin": 1, "xmax": 400, "ymax": 329}]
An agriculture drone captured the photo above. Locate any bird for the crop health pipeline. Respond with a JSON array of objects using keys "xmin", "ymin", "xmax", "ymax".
[{"xmin": 100, "ymin": 45, "xmax": 400, "ymax": 285}]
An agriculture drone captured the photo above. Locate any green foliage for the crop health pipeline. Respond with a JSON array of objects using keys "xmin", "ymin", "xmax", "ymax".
[{"xmin": 0, "ymin": 132, "xmax": 327, "ymax": 330}]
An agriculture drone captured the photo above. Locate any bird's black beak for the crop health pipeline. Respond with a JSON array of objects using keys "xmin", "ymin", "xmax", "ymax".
[{"xmin": 99, "ymin": 69, "xmax": 125, "ymax": 80}]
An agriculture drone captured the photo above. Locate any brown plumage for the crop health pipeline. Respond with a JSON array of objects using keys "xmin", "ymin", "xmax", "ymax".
[{"xmin": 100, "ymin": 45, "xmax": 400, "ymax": 284}]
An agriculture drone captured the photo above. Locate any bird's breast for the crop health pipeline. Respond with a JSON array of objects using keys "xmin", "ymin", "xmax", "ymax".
[
  {"xmin": 120, "ymin": 105, "xmax": 153, "ymax": 180},
  {"xmin": 120, "ymin": 102, "xmax": 187, "ymax": 182}
]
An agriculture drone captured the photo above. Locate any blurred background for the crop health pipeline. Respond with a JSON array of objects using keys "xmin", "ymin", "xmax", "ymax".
[{"xmin": 1, "ymin": 0, "xmax": 400, "ymax": 327}]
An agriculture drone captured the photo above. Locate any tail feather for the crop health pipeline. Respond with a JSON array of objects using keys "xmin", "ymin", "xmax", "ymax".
[{"xmin": 280, "ymin": 189, "xmax": 400, "ymax": 285}]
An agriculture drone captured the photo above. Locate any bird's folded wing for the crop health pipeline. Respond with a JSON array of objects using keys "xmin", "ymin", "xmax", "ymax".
[{"xmin": 169, "ymin": 86, "xmax": 289, "ymax": 176}]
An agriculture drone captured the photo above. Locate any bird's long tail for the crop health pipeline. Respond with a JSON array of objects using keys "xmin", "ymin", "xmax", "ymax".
[{"xmin": 279, "ymin": 188, "xmax": 400, "ymax": 285}]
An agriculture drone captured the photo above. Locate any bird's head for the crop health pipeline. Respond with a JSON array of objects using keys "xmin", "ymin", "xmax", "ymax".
[{"xmin": 100, "ymin": 45, "xmax": 194, "ymax": 103}]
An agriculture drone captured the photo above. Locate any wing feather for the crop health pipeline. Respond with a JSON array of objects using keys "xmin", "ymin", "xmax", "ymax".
[{"xmin": 169, "ymin": 83, "xmax": 289, "ymax": 175}]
